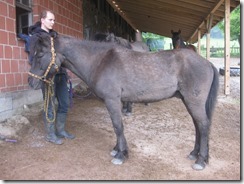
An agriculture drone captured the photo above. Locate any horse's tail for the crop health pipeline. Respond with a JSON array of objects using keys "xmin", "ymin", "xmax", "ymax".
[{"xmin": 206, "ymin": 63, "xmax": 219, "ymax": 121}]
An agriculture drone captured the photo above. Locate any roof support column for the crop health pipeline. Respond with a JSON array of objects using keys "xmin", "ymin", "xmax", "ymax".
[
  {"xmin": 135, "ymin": 30, "xmax": 142, "ymax": 41},
  {"xmin": 206, "ymin": 33, "xmax": 210, "ymax": 60},
  {"xmin": 224, "ymin": 0, "xmax": 231, "ymax": 95},
  {"xmin": 197, "ymin": 29, "xmax": 201, "ymax": 54},
  {"xmin": 206, "ymin": 14, "xmax": 213, "ymax": 60}
]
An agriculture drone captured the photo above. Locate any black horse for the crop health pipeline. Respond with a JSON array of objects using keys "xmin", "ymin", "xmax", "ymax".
[
  {"xmin": 28, "ymin": 33, "xmax": 219, "ymax": 170},
  {"xmin": 94, "ymin": 32, "xmax": 150, "ymax": 116},
  {"xmin": 171, "ymin": 30, "xmax": 197, "ymax": 52}
]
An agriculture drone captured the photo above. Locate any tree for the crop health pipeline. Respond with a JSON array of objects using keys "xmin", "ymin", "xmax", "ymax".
[
  {"xmin": 142, "ymin": 32, "xmax": 164, "ymax": 42},
  {"xmin": 218, "ymin": 5, "xmax": 240, "ymax": 45},
  {"xmin": 142, "ymin": 32, "xmax": 165, "ymax": 51}
]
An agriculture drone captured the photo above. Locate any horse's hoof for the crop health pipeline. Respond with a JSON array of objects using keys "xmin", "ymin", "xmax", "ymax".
[
  {"xmin": 110, "ymin": 150, "xmax": 118, "ymax": 157},
  {"xmin": 125, "ymin": 112, "xmax": 132, "ymax": 116},
  {"xmin": 111, "ymin": 158, "xmax": 123, "ymax": 165},
  {"xmin": 188, "ymin": 154, "xmax": 197, "ymax": 160},
  {"xmin": 192, "ymin": 163, "xmax": 205, "ymax": 170}
]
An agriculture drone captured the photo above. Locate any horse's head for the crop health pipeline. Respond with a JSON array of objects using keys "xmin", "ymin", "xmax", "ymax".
[
  {"xmin": 171, "ymin": 29, "xmax": 182, "ymax": 49},
  {"xmin": 28, "ymin": 33, "xmax": 63, "ymax": 89}
]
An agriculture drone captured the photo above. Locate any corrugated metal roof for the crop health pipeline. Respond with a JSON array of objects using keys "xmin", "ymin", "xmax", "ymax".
[{"xmin": 106, "ymin": 0, "xmax": 240, "ymax": 43}]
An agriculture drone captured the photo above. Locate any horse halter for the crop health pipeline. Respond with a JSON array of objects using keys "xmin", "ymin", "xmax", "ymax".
[{"xmin": 28, "ymin": 37, "xmax": 59, "ymax": 84}]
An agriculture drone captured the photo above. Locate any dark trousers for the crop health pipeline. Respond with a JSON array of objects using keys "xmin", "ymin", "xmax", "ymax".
[{"xmin": 41, "ymin": 73, "xmax": 69, "ymax": 120}]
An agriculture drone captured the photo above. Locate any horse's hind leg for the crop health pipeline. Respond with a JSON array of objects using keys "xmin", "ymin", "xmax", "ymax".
[
  {"xmin": 188, "ymin": 119, "xmax": 200, "ymax": 160},
  {"xmin": 183, "ymin": 100, "xmax": 210, "ymax": 170},
  {"xmin": 122, "ymin": 101, "xmax": 128, "ymax": 114},
  {"xmin": 105, "ymin": 98, "xmax": 128, "ymax": 165},
  {"xmin": 122, "ymin": 101, "xmax": 132, "ymax": 116}
]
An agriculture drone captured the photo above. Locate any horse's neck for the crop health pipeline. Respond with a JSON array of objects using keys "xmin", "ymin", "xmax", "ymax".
[
  {"xmin": 57, "ymin": 38, "xmax": 109, "ymax": 85},
  {"xmin": 56, "ymin": 39, "xmax": 93, "ymax": 83}
]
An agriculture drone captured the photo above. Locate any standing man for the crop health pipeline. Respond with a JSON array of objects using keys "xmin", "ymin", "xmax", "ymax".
[{"xmin": 28, "ymin": 10, "xmax": 75, "ymax": 145}]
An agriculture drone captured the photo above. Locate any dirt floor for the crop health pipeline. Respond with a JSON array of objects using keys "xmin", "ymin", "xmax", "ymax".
[{"xmin": 0, "ymin": 58, "xmax": 240, "ymax": 180}]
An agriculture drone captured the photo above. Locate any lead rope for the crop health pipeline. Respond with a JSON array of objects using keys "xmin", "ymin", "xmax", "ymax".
[
  {"xmin": 28, "ymin": 36, "xmax": 58, "ymax": 123},
  {"xmin": 43, "ymin": 76, "xmax": 56, "ymax": 123},
  {"xmin": 43, "ymin": 37, "xmax": 57, "ymax": 123}
]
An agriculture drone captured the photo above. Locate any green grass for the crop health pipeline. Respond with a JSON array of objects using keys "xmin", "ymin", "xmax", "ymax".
[{"xmin": 163, "ymin": 37, "xmax": 240, "ymax": 58}]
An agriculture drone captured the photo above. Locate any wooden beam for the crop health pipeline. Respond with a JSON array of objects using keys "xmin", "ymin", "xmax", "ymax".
[
  {"xmin": 224, "ymin": 0, "xmax": 231, "ymax": 95},
  {"xmin": 188, "ymin": 0, "xmax": 225, "ymax": 42}
]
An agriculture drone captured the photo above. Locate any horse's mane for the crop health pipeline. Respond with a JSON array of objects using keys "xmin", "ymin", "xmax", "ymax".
[
  {"xmin": 94, "ymin": 33, "xmax": 132, "ymax": 49},
  {"xmin": 57, "ymin": 34, "xmax": 125, "ymax": 52}
]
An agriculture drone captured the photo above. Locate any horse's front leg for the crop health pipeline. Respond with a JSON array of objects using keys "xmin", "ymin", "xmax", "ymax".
[{"xmin": 105, "ymin": 98, "xmax": 128, "ymax": 165}]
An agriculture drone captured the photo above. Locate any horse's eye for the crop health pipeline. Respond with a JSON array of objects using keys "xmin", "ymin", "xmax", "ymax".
[{"xmin": 37, "ymin": 52, "xmax": 44, "ymax": 58}]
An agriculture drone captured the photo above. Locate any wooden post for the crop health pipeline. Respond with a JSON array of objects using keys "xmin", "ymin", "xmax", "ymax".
[
  {"xmin": 135, "ymin": 30, "xmax": 142, "ymax": 41},
  {"xmin": 206, "ymin": 14, "xmax": 213, "ymax": 60},
  {"xmin": 197, "ymin": 29, "xmax": 201, "ymax": 55},
  {"xmin": 206, "ymin": 32, "xmax": 210, "ymax": 60},
  {"xmin": 224, "ymin": 0, "xmax": 230, "ymax": 95}
]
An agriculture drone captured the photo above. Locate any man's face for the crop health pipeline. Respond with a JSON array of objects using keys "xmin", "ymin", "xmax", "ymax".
[{"xmin": 41, "ymin": 12, "xmax": 55, "ymax": 32}]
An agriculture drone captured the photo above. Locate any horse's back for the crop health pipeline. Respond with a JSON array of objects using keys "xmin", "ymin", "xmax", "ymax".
[
  {"xmin": 93, "ymin": 48, "xmax": 181, "ymax": 101},
  {"xmin": 86, "ymin": 45, "xmax": 213, "ymax": 103}
]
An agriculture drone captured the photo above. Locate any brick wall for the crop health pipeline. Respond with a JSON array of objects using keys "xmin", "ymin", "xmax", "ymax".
[
  {"xmin": 0, "ymin": 0, "xmax": 83, "ymax": 93},
  {"xmin": 0, "ymin": 0, "xmax": 83, "ymax": 121},
  {"xmin": 0, "ymin": 0, "xmax": 29, "ymax": 93}
]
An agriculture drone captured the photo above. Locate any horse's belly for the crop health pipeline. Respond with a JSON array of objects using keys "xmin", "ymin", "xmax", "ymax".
[{"xmin": 121, "ymin": 84, "xmax": 177, "ymax": 102}]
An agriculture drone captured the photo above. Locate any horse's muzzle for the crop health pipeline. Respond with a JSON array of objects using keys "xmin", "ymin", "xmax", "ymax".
[{"xmin": 28, "ymin": 76, "xmax": 42, "ymax": 90}]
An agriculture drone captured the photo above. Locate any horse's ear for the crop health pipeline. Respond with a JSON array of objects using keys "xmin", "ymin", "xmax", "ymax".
[
  {"xmin": 29, "ymin": 34, "xmax": 41, "ymax": 64},
  {"xmin": 50, "ymin": 31, "xmax": 58, "ymax": 38},
  {"xmin": 37, "ymin": 34, "xmax": 48, "ymax": 44},
  {"xmin": 36, "ymin": 33, "xmax": 54, "ymax": 48},
  {"xmin": 178, "ymin": 29, "xmax": 181, "ymax": 34}
]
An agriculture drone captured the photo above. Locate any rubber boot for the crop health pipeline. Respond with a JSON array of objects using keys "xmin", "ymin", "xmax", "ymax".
[
  {"xmin": 56, "ymin": 113, "xmax": 75, "ymax": 139},
  {"xmin": 43, "ymin": 117, "xmax": 63, "ymax": 145}
]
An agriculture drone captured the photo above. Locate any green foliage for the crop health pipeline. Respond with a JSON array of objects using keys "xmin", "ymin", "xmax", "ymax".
[
  {"xmin": 142, "ymin": 32, "xmax": 165, "ymax": 51},
  {"xmin": 142, "ymin": 32, "xmax": 165, "ymax": 42},
  {"xmin": 218, "ymin": 5, "xmax": 240, "ymax": 42}
]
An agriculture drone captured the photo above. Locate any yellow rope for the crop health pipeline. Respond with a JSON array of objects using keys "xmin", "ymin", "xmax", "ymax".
[
  {"xmin": 29, "ymin": 36, "xmax": 58, "ymax": 123},
  {"xmin": 43, "ymin": 76, "xmax": 56, "ymax": 123}
]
